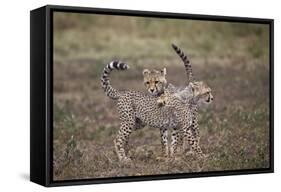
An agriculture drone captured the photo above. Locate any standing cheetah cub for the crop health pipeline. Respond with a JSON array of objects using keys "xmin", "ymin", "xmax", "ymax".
[{"xmin": 157, "ymin": 81, "xmax": 213, "ymax": 157}]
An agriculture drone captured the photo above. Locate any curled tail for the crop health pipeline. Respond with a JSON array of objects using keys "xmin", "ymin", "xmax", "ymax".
[
  {"xmin": 101, "ymin": 60, "xmax": 129, "ymax": 100},
  {"xmin": 171, "ymin": 43, "xmax": 194, "ymax": 83}
]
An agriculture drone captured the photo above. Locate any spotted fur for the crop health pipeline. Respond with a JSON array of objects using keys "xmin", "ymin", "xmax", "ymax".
[{"xmin": 101, "ymin": 61, "xmax": 211, "ymax": 162}]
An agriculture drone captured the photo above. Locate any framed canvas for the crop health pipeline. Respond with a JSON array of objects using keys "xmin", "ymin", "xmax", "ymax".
[{"xmin": 30, "ymin": 5, "xmax": 274, "ymax": 187}]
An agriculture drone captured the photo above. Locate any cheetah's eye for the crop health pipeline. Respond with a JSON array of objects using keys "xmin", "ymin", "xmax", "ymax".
[
  {"xmin": 146, "ymin": 82, "xmax": 150, "ymax": 85},
  {"xmin": 155, "ymin": 81, "xmax": 159, "ymax": 84}
]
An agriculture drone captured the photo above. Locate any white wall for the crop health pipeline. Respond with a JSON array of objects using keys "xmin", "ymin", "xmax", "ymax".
[{"xmin": 0, "ymin": 0, "xmax": 279, "ymax": 191}]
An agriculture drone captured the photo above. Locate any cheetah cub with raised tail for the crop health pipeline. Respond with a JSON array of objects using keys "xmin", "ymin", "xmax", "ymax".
[{"xmin": 157, "ymin": 81, "xmax": 213, "ymax": 157}]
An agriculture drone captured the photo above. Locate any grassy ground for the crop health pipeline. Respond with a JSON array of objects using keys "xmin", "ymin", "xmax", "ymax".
[{"xmin": 53, "ymin": 12, "xmax": 270, "ymax": 180}]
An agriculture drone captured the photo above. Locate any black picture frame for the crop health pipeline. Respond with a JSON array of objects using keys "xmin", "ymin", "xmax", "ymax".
[{"xmin": 30, "ymin": 4, "xmax": 274, "ymax": 187}]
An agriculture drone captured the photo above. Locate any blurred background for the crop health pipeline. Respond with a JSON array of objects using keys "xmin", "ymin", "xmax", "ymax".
[{"xmin": 53, "ymin": 12, "xmax": 270, "ymax": 180}]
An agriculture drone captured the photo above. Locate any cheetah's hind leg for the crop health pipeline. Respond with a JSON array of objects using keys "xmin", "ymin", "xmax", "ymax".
[
  {"xmin": 156, "ymin": 128, "xmax": 169, "ymax": 161},
  {"xmin": 114, "ymin": 121, "xmax": 134, "ymax": 164}
]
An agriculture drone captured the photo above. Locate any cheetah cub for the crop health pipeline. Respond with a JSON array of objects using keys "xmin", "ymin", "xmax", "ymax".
[{"xmin": 157, "ymin": 81, "xmax": 213, "ymax": 157}]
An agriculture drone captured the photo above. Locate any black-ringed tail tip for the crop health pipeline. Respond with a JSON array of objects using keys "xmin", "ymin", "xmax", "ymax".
[
  {"xmin": 171, "ymin": 43, "xmax": 178, "ymax": 50},
  {"xmin": 101, "ymin": 60, "xmax": 129, "ymax": 100},
  {"xmin": 171, "ymin": 43, "xmax": 183, "ymax": 56},
  {"xmin": 171, "ymin": 44, "xmax": 188, "ymax": 61},
  {"xmin": 107, "ymin": 60, "xmax": 129, "ymax": 70}
]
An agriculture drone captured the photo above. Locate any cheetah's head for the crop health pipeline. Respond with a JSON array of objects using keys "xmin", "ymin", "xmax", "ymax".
[
  {"xmin": 143, "ymin": 68, "xmax": 167, "ymax": 96},
  {"xmin": 190, "ymin": 81, "xmax": 214, "ymax": 106}
]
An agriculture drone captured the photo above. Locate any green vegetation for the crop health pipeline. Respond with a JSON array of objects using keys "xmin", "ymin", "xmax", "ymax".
[{"xmin": 53, "ymin": 12, "xmax": 270, "ymax": 180}]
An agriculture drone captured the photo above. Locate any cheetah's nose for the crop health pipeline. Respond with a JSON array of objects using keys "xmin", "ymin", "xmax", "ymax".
[{"xmin": 150, "ymin": 88, "xmax": 155, "ymax": 92}]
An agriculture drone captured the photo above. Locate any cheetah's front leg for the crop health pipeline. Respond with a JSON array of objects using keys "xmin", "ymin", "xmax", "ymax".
[
  {"xmin": 183, "ymin": 107, "xmax": 205, "ymax": 158},
  {"xmin": 184, "ymin": 126, "xmax": 204, "ymax": 158}
]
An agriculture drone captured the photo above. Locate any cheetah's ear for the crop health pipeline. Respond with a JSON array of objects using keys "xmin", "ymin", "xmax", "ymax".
[
  {"xmin": 161, "ymin": 68, "xmax": 167, "ymax": 76},
  {"xmin": 143, "ymin": 69, "xmax": 150, "ymax": 76}
]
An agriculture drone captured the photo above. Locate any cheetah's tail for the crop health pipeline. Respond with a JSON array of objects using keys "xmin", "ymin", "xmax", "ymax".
[
  {"xmin": 171, "ymin": 43, "xmax": 194, "ymax": 83},
  {"xmin": 101, "ymin": 60, "xmax": 129, "ymax": 100}
]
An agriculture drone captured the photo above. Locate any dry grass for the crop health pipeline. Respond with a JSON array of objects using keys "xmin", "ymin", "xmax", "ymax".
[{"xmin": 53, "ymin": 12, "xmax": 270, "ymax": 180}]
